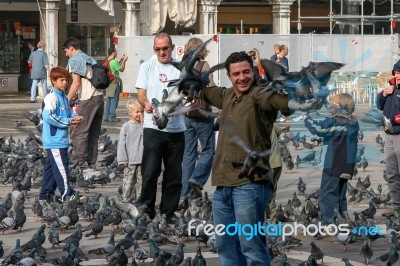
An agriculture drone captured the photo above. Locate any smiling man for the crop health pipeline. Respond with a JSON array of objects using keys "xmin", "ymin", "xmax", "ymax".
[
  {"xmin": 135, "ymin": 32, "xmax": 185, "ymax": 223},
  {"xmin": 195, "ymin": 51, "xmax": 293, "ymax": 265}
]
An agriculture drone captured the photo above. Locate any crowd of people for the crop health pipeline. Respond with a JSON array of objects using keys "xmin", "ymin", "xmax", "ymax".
[{"xmin": 35, "ymin": 32, "xmax": 400, "ymax": 265}]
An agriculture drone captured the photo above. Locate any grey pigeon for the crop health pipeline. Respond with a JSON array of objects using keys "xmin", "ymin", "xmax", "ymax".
[
  {"xmin": 116, "ymin": 246, "xmax": 128, "ymax": 266},
  {"xmin": 48, "ymin": 224, "xmax": 60, "ymax": 248},
  {"xmin": 83, "ymin": 212, "xmax": 104, "ymax": 238},
  {"xmin": 310, "ymin": 241, "xmax": 324, "ymax": 263},
  {"xmin": 13, "ymin": 120, "xmax": 25, "ymax": 128},
  {"xmin": 133, "ymin": 240, "xmax": 149, "ymax": 262},
  {"xmin": 360, "ymin": 240, "xmax": 373, "ymax": 265},
  {"xmin": 297, "ymin": 177, "xmax": 306, "ymax": 195},
  {"xmin": 53, "ymin": 246, "xmax": 78, "ymax": 266},
  {"xmin": 360, "ymin": 108, "xmax": 383, "ymax": 125},
  {"xmin": 13, "ymin": 201, "xmax": 26, "ymax": 231},
  {"xmin": 88, "ymin": 232, "xmax": 116, "ymax": 255},
  {"xmin": 21, "ymin": 224, "xmax": 46, "ymax": 251},
  {"xmin": 227, "ymin": 128, "xmax": 271, "ymax": 180},
  {"xmin": 150, "ymin": 88, "xmax": 186, "ymax": 130},
  {"xmin": 375, "ymin": 245, "xmax": 399, "ymax": 265},
  {"xmin": 0, "ymin": 210, "xmax": 15, "ymax": 234},
  {"xmin": 297, "ymin": 255, "xmax": 317, "ymax": 266},
  {"xmin": 341, "ymin": 257, "xmax": 354, "ymax": 266},
  {"xmin": 335, "ymin": 231, "xmax": 356, "ymax": 251},
  {"xmin": 169, "ymin": 37, "xmax": 224, "ymax": 101},
  {"xmin": 279, "ymin": 253, "xmax": 292, "ymax": 266},
  {"xmin": 1, "ymin": 239, "xmax": 23, "ymax": 266},
  {"xmin": 291, "ymin": 192, "xmax": 301, "ymax": 210},
  {"xmin": 31, "ymin": 198, "xmax": 43, "ymax": 219},
  {"xmin": 192, "ymin": 246, "xmax": 206, "ymax": 266}
]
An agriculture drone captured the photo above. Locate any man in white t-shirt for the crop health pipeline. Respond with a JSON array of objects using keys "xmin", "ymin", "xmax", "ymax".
[{"xmin": 135, "ymin": 32, "xmax": 185, "ymax": 223}]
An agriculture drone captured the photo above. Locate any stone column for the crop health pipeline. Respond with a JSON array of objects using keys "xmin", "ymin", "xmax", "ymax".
[
  {"xmin": 121, "ymin": 0, "xmax": 142, "ymax": 36},
  {"xmin": 198, "ymin": 0, "xmax": 222, "ymax": 34},
  {"xmin": 346, "ymin": 0, "xmax": 362, "ymax": 34},
  {"xmin": 271, "ymin": 0, "xmax": 295, "ymax": 34},
  {"xmin": 39, "ymin": 0, "xmax": 60, "ymax": 69}
]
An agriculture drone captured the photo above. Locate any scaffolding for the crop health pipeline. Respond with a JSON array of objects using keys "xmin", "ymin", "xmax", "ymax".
[{"xmin": 295, "ymin": 0, "xmax": 400, "ymax": 35}]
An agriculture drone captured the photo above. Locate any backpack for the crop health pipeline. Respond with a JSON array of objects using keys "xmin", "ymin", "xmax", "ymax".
[
  {"xmin": 102, "ymin": 59, "xmax": 116, "ymax": 82},
  {"xmin": 88, "ymin": 64, "xmax": 110, "ymax": 90}
]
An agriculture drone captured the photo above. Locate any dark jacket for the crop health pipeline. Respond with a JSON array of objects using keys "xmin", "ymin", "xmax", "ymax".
[
  {"xmin": 377, "ymin": 79, "xmax": 400, "ymax": 134},
  {"xmin": 304, "ymin": 115, "xmax": 359, "ymax": 178},
  {"xmin": 197, "ymin": 84, "xmax": 291, "ymax": 186}
]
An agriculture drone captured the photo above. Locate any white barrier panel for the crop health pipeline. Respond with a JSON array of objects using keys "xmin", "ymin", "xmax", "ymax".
[{"xmin": 118, "ymin": 34, "xmax": 398, "ymax": 92}]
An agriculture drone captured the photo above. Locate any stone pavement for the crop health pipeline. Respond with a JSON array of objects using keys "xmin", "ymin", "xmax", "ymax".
[{"xmin": 0, "ymin": 93, "xmax": 393, "ymax": 265}]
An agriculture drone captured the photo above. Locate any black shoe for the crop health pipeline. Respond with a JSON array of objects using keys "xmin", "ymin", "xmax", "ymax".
[
  {"xmin": 166, "ymin": 213, "xmax": 179, "ymax": 224},
  {"xmin": 30, "ymin": 101, "xmax": 36, "ymax": 103},
  {"xmin": 189, "ymin": 182, "xmax": 202, "ymax": 198}
]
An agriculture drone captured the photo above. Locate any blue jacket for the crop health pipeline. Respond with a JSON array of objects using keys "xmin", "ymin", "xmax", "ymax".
[
  {"xmin": 377, "ymin": 80, "xmax": 400, "ymax": 134},
  {"xmin": 42, "ymin": 88, "xmax": 76, "ymax": 149},
  {"xmin": 304, "ymin": 114, "xmax": 359, "ymax": 178},
  {"xmin": 67, "ymin": 51, "xmax": 97, "ymax": 77}
]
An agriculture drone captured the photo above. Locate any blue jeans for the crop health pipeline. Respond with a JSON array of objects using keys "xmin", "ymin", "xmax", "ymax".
[
  {"xmin": 319, "ymin": 171, "xmax": 348, "ymax": 224},
  {"xmin": 181, "ymin": 116, "xmax": 215, "ymax": 197},
  {"xmin": 213, "ymin": 182, "xmax": 272, "ymax": 266},
  {"xmin": 30, "ymin": 78, "xmax": 47, "ymax": 102},
  {"xmin": 104, "ymin": 80, "xmax": 121, "ymax": 120}
]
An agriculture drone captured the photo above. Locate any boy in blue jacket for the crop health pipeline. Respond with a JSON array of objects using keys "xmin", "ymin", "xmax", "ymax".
[{"xmin": 39, "ymin": 66, "xmax": 83, "ymax": 203}]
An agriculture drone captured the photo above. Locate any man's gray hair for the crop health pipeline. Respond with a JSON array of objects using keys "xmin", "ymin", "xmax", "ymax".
[{"xmin": 37, "ymin": 41, "xmax": 45, "ymax": 49}]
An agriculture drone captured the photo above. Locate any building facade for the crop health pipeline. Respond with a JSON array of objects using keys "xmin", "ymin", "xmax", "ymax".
[{"xmin": 0, "ymin": 0, "xmax": 399, "ymax": 92}]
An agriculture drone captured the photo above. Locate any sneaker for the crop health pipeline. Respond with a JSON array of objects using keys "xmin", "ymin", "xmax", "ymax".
[
  {"xmin": 189, "ymin": 182, "xmax": 202, "ymax": 198},
  {"xmin": 82, "ymin": 168, "xmax": 101, "ymax": 181},
  {"xmin": 108, "ymin": 118, "xmax": 121, "ymax": 122},
  {"xmin": 276, "ymin": 117, "xmax": 286, "ymax": 122},
  {"xmin": 38, "ymin": 199, "xmax": 49, "ymax": 208}
]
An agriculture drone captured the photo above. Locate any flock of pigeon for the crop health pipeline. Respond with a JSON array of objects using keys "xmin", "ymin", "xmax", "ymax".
[
  {"xmin": 0, "ymin": 38, "xmax": 396, "ymax": 265},
  {"xmin": 0, "ymin": 102, "xmax": 393, "ymax": 266},
  {"xmin": 0, "ymin": 115, "xmax": 214, "ymax": 265},
  {"xmin": 260, "ymin": 113, "xmax": 398, "ymax": 265}
]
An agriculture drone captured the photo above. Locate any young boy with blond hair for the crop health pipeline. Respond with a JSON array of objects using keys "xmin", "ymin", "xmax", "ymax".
[
  {"xmin": 117, "ymin": 96, "xmax": 144, "ymax": 202},
  {"xmin": 304, "ymin": 93, "xmax": 359, "ymax": 224}
]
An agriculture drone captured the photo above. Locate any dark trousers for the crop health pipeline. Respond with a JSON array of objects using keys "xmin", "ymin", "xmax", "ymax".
[
  {"xmin": 40, "ymin": 148, "xmax": 75, "ymax": 201},
  {"xmin": 139, "ymin": 128, "xmax": 184, "ymax": 218},
  {"xmin": 318, "ymin": 171, "xmax": 348, "ymax": 224},
  {"xmin": 71, "ymin": 95, "xmax": 104, "ymax": 168}
]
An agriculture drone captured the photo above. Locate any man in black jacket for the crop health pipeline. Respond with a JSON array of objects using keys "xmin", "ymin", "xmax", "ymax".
[{"xmin": 377, "ymin": 60, "xmax": 400, "ymax": 218}]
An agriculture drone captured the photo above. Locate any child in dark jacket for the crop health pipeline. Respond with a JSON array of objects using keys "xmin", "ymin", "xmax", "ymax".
[
  {"xmin": 39, "ymin": 67, "xmax": 83, "ymax": 204},
  {"xmin": 304, "ymin": 93, "xmax": 359, "ymax": 225}
]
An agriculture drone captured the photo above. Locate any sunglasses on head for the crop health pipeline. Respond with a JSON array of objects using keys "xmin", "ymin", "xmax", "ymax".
[{"xmin": 154, "ymin": 46, "xmax": 170, "ymax": 52}]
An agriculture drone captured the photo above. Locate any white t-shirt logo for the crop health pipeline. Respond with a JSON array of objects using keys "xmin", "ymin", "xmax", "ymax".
[{"xmin": 158, "ymin": 73, "xmax": 168, "ymax": 83}]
